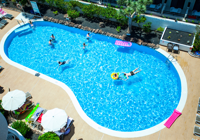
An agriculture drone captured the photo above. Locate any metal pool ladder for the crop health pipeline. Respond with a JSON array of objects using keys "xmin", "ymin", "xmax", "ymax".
[{"xmin": 166, "ymin": 53, "xmax": 178, "ymax": 67}]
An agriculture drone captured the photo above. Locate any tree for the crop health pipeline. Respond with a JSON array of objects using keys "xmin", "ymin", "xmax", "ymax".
[{"xmin": 116, "ymin": 0, "xmax": 153, "ymax": 34}]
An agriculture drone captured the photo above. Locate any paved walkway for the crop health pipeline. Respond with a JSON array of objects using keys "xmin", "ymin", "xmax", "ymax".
[{"xmin": 0, "ymin": 9, "xmax": 200, "ymax": 140}]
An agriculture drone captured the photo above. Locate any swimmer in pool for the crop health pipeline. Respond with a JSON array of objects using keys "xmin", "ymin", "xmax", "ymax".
[
  {"xmin": 58, "ymin": 60, "xmax": 70, "ymax": 66},
  {"xmin": 49, "ymin": 40, "xmax": 52, "ymax": 45},
  {"xmin": 113, "ymin": 73, "xmax": 122, "ymax": 80},
  {"xmin": 86, "ymin": 33, "xmax": 90, "ymax": 40},
  {"xmin": 29, "ymin": 20, "xmax": 34, "ymax": 27},
  {"xmin": 83, "ymin": 43, "xmax": 87, "ymax": 50},
  {"xmin": 51, "ymin": 34, "xmax": 55, "ymax": 40},
  {"xmin": 122, "ymin": 67, "xmax": 141, "ymax": 81}
]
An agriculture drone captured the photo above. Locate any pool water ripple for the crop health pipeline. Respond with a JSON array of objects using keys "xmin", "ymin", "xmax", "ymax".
[{"xmin": 7, "ymin": 25, "xmax": 180, "ymax": 132}]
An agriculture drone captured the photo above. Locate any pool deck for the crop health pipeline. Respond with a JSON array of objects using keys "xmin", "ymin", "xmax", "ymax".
[{"xmin": 0, "ymin": 9, "xmax": 200, "ymax": 140}]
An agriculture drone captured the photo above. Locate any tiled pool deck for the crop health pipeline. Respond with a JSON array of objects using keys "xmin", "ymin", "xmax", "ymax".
[{"xmin": 0, "ymin": 9, "xmax": 200, "ymax": 140}]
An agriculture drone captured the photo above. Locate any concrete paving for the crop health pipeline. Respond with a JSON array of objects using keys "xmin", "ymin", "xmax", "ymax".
[{"xmin": 0, "ymin": 8, "xmax": 200, "ymax": 140}]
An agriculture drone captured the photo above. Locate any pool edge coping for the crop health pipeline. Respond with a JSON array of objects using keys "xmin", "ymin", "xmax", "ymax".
[{"xmin": 0, "ymin": 22, "xmax": 187, "ymax": 138}]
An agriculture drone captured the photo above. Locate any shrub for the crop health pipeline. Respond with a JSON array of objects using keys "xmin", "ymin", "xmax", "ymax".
[
  {"xmin": 11, "ymin": 121, "xmax": 30, "ymax": 137},
  {"xmin": 100, "ymin": 5, "xmax": 116, "ymax": 20},
  {"xmin": 156, "ymin": 26, "xmax": 164, "ymax": 32},
  {"xmin": 67, "ymin": 10, "xmax": 80, "ymax": 19},
  {"xmin": 116, "ymin": 26, "xmax": 121, "ymax": 32},
  {"xmin": 132, "ymin": 15, "xmax": 146, "ymax": 28},
  {"xmin": 53, "ymin": 11, "xmax": 58, "ymax": 15},
  {"xmin": 46, "ymin": 0, "xmax": 54, "ymax": 8},
  {"xmin": 192, "ymin": 20, "xmax": 195, "ymax": 23},
  {"xmin": 82, "ymin": 4, "xmax": 96, "ymax": 18},
  {"xmin": 11, "ymin": 0, "xmax": 16, "ymax": 3},
  {"xmin": 186, "ymin": 19, "xmax": 188, "ymax": 22},
  {"xmin": 0, "ymin": 100, "xmax": 5, "ymax": 115},
  {"xmin": 68, "ymin": 1, "xmax": 84, "ymax": 9},
  {"xmin": 54, "ymin": 0, "xmax": 66, "ymax": 10},
  {"xmin": 115, "ymin": 14, "xmax": 128, "ymax": 26},
  {"xmin": 38, "ymin": 132, "xmax": 59, "ymax": 140},
  {"xmin": 142, "ymin": 22, "xmax": 152, "ymax": 33},
  {"xmin": 19, "ymin": 0, "xmax": 28, "ymax": 6}
]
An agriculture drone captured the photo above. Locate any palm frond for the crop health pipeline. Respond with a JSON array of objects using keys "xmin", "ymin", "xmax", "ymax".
[
  {"xmin": 125, "ymin": 6, "xmax": 134, "ymax": 15},
  {"xmin": 130, "ymin": 1, "xmax": 138, "ymax": 10},
  {"xmin": 136, "ymin": 4, "xmax": 146, "ymax": 14}
]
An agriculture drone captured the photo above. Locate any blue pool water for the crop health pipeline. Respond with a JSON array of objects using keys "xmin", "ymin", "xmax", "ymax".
[{"xmin": 5, "ymin": 22, "xmax": 181, "ymax": 131}]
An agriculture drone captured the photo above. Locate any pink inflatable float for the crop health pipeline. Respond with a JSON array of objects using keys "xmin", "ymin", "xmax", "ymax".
[
  {"xmin": 164, "ymin": 109, "xmax": 182, "ymax": 129},
  {"xmin": 115, "ymin": 40, "xmax": 132, "ymax": 47}
]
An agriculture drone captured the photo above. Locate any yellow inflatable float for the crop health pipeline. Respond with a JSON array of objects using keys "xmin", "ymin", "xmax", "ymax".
[{"xmin": 111, "ymin": 72, "xmax": 119, "ymax": 80}]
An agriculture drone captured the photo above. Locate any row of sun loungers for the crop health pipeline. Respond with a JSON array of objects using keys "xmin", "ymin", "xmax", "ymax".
[
  {"xmin": 0, "ymin": 8, "xmax": 13, "ymax": 29},
  {"xmin": 193, "ymin": 98, "xmax": 200, "ymax": 137},
  {"xmin": 0, "ymin": 8, "xmax": 13, "ymax": 19}
]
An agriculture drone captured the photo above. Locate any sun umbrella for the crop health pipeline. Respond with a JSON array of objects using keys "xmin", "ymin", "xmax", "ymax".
[
  {"xmin": 2, "ymin": 90, "xmax": 26, "ymax": 111},
  {"xmin": 41, "ymin": 108, "xmax": 68, "ymax": 131},
  {"xmin": 0, "ymin": 112, "xmax": 8, "ymax": 140}
]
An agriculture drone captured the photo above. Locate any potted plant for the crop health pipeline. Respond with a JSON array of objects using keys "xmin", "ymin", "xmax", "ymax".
[{"xmin": 167, "ymin": 36, "xmax": 171, "ymax": 39}]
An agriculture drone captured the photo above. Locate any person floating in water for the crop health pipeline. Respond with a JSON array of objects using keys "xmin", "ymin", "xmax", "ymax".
[
  {"xmin": 86, "ymin": 33, "xmax": 90, "ymax": 40},
  {"xmin": 51, "ymin": 34, "xmax": 55, "ymax": 41},
  {"xmin": 122, "ymin": 67, "xmax": 141, "ymax": 81},
  {"xmin": 83, "ymin": 43, "xmax": 87, "ymax": 50}
]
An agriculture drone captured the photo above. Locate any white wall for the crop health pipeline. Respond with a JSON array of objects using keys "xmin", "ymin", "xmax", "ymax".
[{"xmin": 131, "ymin": 15, "xmax": 197, "ymax": 33}]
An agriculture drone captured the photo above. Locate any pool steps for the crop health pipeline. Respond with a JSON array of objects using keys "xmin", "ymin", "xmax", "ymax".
[{"xmin": 15, "ymin": 25, "xmax": 30, "ymax": 33}]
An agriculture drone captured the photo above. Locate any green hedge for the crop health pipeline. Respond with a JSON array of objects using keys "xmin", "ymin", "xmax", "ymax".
[
  {"xmin": 38, "ymin": 132, "xmax": 59, "ymax": 140},
  {"xmin": 65, "ymin": 1, "xmax": 128, "ymax": 25}
]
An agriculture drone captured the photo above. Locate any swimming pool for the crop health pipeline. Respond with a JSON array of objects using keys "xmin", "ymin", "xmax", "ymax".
[{"xmin": 1, "ymin": 21, "xmax": 187, "ymax": 138}]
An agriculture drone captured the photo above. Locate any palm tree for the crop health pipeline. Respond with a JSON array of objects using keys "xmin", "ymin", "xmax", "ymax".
[{"xmin": 117, "ymin": 0, "xmax": 153, "ymax": 34}]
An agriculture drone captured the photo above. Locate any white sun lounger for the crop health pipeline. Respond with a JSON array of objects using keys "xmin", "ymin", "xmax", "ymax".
[
  {"xmin": 194, "ymin": 126, "xmax": 200, "ymax": 136},
  {"xmin": 196, "ymin": 114, "xmax": 200, "ymax": 125},
  {"xmin": 54, "ymin": 117, "xmax": 73, "ymax": 139}
]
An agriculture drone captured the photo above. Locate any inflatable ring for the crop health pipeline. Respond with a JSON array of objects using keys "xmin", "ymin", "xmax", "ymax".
[
  {"xmin": 16, "ymin": 4, "xmax": 23, "ymax": 10},
  {"xmin": 111, "ymin": 72, "xmax": 119, "ymax": 80}
]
